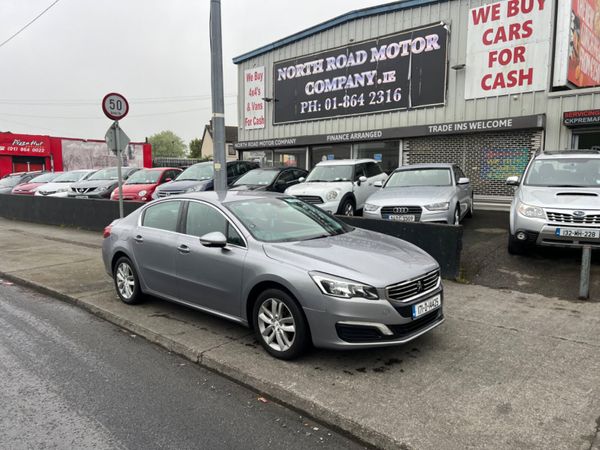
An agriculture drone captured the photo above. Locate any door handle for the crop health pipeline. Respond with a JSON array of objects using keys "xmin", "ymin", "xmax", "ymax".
[
  {"xmin": 134, "ymin": 235, "xmax": 144, "ymax": 243},
  {"xmin": 177, "ymin": 244, "xmax": 190, "ymax": 254}
]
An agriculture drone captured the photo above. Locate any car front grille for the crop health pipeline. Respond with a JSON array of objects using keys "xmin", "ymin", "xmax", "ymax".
[
  {"xmin": 386, "ymin": 270, "xmax": 440, "ymax": 302},
  {"xmin": 546, "ymin": 211, "xmax": 600, "ymax": 225},
  {"xmin": 295, "ymin": 195, "xmax": 324, "ymax": 204},
  {"xmin": 381, "ymin": 205, "xmax": 422, "ymax": 219},
  {"xmin": 38, "ymin": 191, "xmax": 54, "ymax": 196},
  {"xmin": 158, "ymin": 190, "xmax": 184, "ymax": 197},
  {"xmin": 73, "ymin": 187, "xmax": 93, "ymax": 194}
]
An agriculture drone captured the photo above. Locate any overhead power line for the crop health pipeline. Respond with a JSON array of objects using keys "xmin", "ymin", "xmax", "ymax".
[
  {"xmin": 0, "ymin": 93, "xmax": 238, "ymax": 106},
  {"xmin": 0, "ymin": 0, "xmax": 62, "ymax": 50}
]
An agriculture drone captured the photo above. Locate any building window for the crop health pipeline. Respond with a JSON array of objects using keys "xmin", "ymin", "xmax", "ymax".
[
  {"xmin": 274, "ymin": 147, "xmax": 307, "ymax": 169},
  {"xmin": 311, "ymin": 144, "xmax": 352, "ymax": 167},
  {"xmin": 354, "ymin": 141, "xmax": 400, "ymax": 174},
  {"xmin": 240, "ymin": 150, "xmax": 273, "ymax": 167},
  {"xmin": 227, "ymin": 144, "xmax": 236, "ymax": 156}
]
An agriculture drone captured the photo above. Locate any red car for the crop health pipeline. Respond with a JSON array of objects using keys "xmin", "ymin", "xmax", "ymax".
[
  {"xmin": 11, "ymin": 171, "xmax": 63, "ymax": 195},
  {"xmin": 110, "ymin": 167, "xmax": 182, "ymax": 202}
]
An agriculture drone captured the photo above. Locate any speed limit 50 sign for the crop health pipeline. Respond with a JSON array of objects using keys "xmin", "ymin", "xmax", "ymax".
[{"xmin": 102, "ymin": 93, "xmax": 129, "ymax": 121}]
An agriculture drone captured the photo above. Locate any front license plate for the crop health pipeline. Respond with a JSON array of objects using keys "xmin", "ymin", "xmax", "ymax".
[
  {"xmin": 388, "ymin": 214, "xmax": 415, "ymax": 222},
  {"xmin": 75, "ymin": 195, "xmax": 87, "ymax": 199},
  {"xmin": 412, "ymin": 295, "xmax": 441, "ymax": 319},
  {"xmin": 555, "ymin": 228, "xmax": 600, "ymax": 239}
]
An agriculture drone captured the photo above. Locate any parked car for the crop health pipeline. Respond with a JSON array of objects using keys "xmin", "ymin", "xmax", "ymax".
[
  {"xmin": 284, "ymin": 159, "xmax": 388, "ymax": 216},
  {"xmin": 35, "ymin": 169, "xmax": 97, "ymax": 197},
  {"xmin": 102, "ymin": 191, "xmax": 443, "ymax": 359},
  {"xmin": 363, "ymin": 163, "xmax": 473, "ymax": 225},
  {"xmin": 0, "ymin": 171, "xmax": 42, "ymax": 194},
  {"xmin": 506, "ymin": 150, "xmax": 600, "ymax": 254},
  {"xmin": 230, "ymin": 167, "xmax": 308, "ymax": 192},
  {"xmin": 11, "ymin": 171, "xmax": 63, "ymax": 195},
  {"xmin": 68, "ymin": 167, "xmax": 140, "ymax": 199},
  {"xmin": 110, "ymin": 167, "xmax": 182, "ymax": 202},
  {"xmin": 153, "ymin": 161, "xmax": 259, "ymax": 199}
]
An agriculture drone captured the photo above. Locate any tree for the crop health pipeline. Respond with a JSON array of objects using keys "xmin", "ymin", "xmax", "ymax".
[
  {"xmin": 189, "ymin": 138, "xmax": 203, "ymax": 159},
  {"xmin": 148, "ymin": 131, "xmax": 186, "ymax": 158}
]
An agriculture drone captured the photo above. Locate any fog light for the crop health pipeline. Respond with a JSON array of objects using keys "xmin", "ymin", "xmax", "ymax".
[{"xmin": 516, "ymin": 231, "xmax": 527, "ymax": 241}]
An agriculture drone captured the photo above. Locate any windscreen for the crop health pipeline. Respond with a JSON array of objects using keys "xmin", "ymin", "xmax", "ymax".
[
  {"xmin": 233, "ymin": 169, "xmax": 277, "ymax": 186},
  {"xmin": 125, "ymin": 170, "xmax": 162, "ymax": 185},
  {"xmin": 177, "ymin": 163, "xmax": 214, "ymax": 181},
  {"xmin": 305, "ymin": 165, "xmax": 353, "ymax": 182},
  {"xmin": 524, "ymin": 158, "xmax": 600, "ymax": 187},
  {"xmin": 385, "ymin": 169, "xmax": 452, "ymax": 187}
]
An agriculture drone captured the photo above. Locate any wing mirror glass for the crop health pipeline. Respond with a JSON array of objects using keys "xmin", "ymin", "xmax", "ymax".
[
  {"xmin": 506, "ymin": 176, "xmax": 520, "ymax": 186},
  {"xmin": 374, "ymin": 180, "xmax": 384, "ymax": 188},
  {"xmin": 298, "ymin": 177, "xmax": 305, "ymax": 182},
  {"xmin": 458, "ymin": 177, "xmax": 470, "ymax": 185},
  {"xmin": 199, "ymin": 231, "xmax": 227, "ymax": 248}
]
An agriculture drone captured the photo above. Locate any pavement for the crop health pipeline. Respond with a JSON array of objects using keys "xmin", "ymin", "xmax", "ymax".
[{"xmin": 0, "ymin": 217, "xmax": 599, "ymax": 449}]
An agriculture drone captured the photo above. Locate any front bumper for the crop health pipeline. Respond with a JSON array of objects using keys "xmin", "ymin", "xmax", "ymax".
[
  {"xmin": 313, "ymin": 200, "xmax": 341, "ymax": 214},
  {"xmin": 68, "ymin": 191, "xmax": 111, "ymax": 199},
  {"xmin": 513, "ymin": 211, "xmax": 600, "ymax": 248},
  {"xmin": 304, "ymin": 287, "xmax": 444, "ymax": 349},
  {"xmin": 363, "ymin": 208, "xmax": 452, "ymax": 223}
]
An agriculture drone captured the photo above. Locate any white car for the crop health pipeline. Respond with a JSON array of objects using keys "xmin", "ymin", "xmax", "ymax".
[
  {"xmin": 285, "ymin": 159, "xmax": 388, "ymax": 215},
  {"xmin": 34, "ymin": 169, "xmax": 96, "ymax": 197}
]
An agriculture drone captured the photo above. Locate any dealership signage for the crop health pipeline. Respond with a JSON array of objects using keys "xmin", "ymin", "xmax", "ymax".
[
  {"xmin": 243, "ymin": 66, "xmax": 265, "ymax": 129},
  {"xmin": 235, "ymin": 115, "xmax": 545, "ymax": 149},
  {"xmin": 0, "ymin": 133, "xmax": 51, "ymax": 156},
  {"xmin": 465, "ymin": 0, "xmax": 552, "ymax": 99},
  {"xmin": 563, "ymin": 109, "xmax": 600, "ymax": 126},
  {"xmin": 554, "ymin": 0, "xmax": 600, "ymax": 87},
  {"xmin": 272, "ymin": 23, "xmax": 448, "ymax": 124}
]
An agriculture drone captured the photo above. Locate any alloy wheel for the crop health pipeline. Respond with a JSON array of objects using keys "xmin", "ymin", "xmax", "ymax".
[
  {"xmin": 343, "ymin": 202, "xmax": 354, "ymax": 216},
  {"xmin": 257, "ymin": 298, "xmax": 296, "ymax": 352},
  {"xmin": 116, "ymin": 262, "xmax": 135, "ymax": 300}
]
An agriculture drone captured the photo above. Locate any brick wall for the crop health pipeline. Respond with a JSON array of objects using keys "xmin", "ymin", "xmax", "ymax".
[{"xmin": 404, "ymin": 129, "xmax": 543, "ymax": 197}]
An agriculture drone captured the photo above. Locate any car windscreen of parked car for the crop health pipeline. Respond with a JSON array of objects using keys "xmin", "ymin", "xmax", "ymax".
[
  {"xmin": 125, "ymin": 170, "xmax": 162, "ymax": 185},
  {"xmin": 305, "ymin": 165, "xmax": 353, "ymax": 182},
  {"xmin": 88, "ymin": 168, "xmax": 119, "ymax": 180},
  {"xmin": 29, "ymin": 172, "xmax": 60, "ymax": 183},
  {"xmin": 524, "ymin": 158, "xmax": 600, "ymax": 187},
  {"xmin": 226, "ymin": 197, "xmax": 351, "ymax": 242},
  {"xmin": 233, "ymin": 169, "xmax": 278, "ymax": 186},
  {"xmin": 0, "ymin": 175, "xmax": 23, "ymax": 187},
  {"xmin": 53, "ymin": 171, "xmax": 91, "ymax": 182},
  {"xmin": 176, "ymin": 163, "xmax": 214, "ymax": 181},
  {"xmin": 385, "ymin": 169, "xmax": 452, "ymax": 187}
]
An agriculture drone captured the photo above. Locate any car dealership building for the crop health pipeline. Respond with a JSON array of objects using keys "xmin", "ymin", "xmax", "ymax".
[{"xmin": 233, "ymin": 0, "xmax": 600, "ymax": 200}]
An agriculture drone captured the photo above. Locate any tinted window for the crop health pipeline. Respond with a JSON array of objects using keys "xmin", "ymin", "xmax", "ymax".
[
  {"xmin": 143, "ymin": 201, "xmax": 181, "ymax": 232},
  {"xmin": 365, "ymin": 162, "xmax": 383, "ymax": 177},
  {"xmin": 227, "ymin": 164, "xmax": 238, "ymax": 178},
  {"xmin": 185, "ymin": 201, "xmax": 244, "ymax": 247},
  {"xmin": 276, "ymin": 170, "xmax": 296, "ymax": 184},
  {"xmin": 293, "ymin": 169, "xmax": 307, "ymax": 179}
]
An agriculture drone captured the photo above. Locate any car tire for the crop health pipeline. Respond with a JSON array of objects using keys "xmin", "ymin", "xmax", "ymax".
[
  {"xmin": 508, "ymin": 234, "xmax": 527, "ymax": 255},
  {"xmin": 338, "ymin": 197, "xmax": 355, "ymax": 216},
  {"xmin": 253, "ymin": 289, "xmax": 310, "ymax": 360},
  {"xmin": 113, "ymin": 256, "xmax": 144, "ymax": 305},
  {"xmin": 466, "ymin": 195, "xmax": 474, "ymax": 218}
]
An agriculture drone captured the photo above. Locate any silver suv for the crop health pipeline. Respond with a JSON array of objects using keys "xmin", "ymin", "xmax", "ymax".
[{"xmin": 506, "ymin": 150, "xmax": 600, "ymax": 254}]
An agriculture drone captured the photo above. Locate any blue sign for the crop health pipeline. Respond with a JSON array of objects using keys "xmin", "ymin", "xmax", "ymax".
[
  {"xmin": 374, "ymin": 153, "xmax": 382, "ymax": 161},
  {"xmin": 327, "ymin": 154, "xmax": 335, "ymax": 160}
]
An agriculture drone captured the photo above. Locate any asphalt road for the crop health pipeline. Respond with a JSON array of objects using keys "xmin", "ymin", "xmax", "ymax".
[
  {"xmin": 461, "ymin": 209, "xmax": 600, "ymax": 300},
  {"xmin": 0, "ymin": 283, "xmax": 363, "ymax": 450}
]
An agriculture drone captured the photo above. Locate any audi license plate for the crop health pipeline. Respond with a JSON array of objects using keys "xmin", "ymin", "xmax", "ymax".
[
  {"xmin": 555, "ymin": 228, "xmax": 600, "ymax": 239},
  {"xmin": 412, "ymin": 295, "xmax": 441, "ymax": 319},
  {"xmin": 388, "ymin": 214, "xmax": 415, "ymax": 222}
]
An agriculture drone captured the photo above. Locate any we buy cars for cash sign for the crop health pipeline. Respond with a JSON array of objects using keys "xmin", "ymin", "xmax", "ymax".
[{"xmin": 465, "ymin": 0, "xmax": 552, "ymax": 99}]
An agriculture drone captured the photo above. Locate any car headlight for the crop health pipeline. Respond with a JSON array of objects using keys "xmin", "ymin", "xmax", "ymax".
[
  {"xmin": 56, "ymin": 187, "xmax": 68, "ymax": 193},
  {"xmin": 364, "ymin": 203, "xmax": 379, "ymax": 212},
  {"xmin": 310, "ymin": 272, "xmax": 379, "ymax": 300},
  {"xmin": 326, "ymin": 190, "xmax": 338, "ymax": 201},
  {"xmin": 518, "ymin": 201, "xmax": 545, "ymax": 218},
  {"xmin": 186, "ymin": 184, "xmax": 206, "ymax": 193},
  {"xmin": 138, "ymin": 190, "xmax": 147, "ymax": 196},
  {"xmin": 424, "ymin": 202, "xmax": 449, "ymax": 211},
  {"xmin": 96, "ymin": 185, "xmax": 109, "ymax": 192}
]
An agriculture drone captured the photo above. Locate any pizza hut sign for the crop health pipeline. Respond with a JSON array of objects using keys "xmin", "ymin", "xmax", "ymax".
[
  {"xmin": 0, "ymin": 134, "xmax": 51, "ymax": 156},
  {"xmin": 465, "ymin": 0, "xmax": 552, "ymax": 99}
]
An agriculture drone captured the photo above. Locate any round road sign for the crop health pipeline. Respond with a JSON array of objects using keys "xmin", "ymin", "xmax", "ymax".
[{"xmin": 102, "ymin": 93, "xmax": 129, "ymax": 121}]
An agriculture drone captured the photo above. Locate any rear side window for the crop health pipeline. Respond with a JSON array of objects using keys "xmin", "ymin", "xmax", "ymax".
[
  {"xmin": 142, "ymin": 201, "xmax": 181, "ymax": 232},
  {"xmin": 365, "ymin": 162, "xmax": 383, "ymax": 177}
]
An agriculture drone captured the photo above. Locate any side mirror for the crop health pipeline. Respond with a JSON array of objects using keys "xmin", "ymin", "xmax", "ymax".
[
  {"xmin": 458, "ymin": 177, "xmax": 470, "ymax": 185},
  {"xmin": 374, "ymin": 180, "xmax": 384, "ymax": 188},
  {"xmin": 298, "ymin": 177, "xmax": 305, "ymax": 183},
  {"xmin": 357, "ymin": 175, "xmax": 368, "ymax": 185},
  {"xmin": 506, "ymin": 176, "xmax": 520, "ymax": 186},
  {"xmin": 199, "ymin": 231, "xmax": 227, "ymax": 248}
]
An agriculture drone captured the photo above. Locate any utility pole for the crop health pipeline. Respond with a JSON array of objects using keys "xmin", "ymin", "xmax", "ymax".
[{"xmin": 210, "ymin": 0, "xmax": 227, "ymax": 191}]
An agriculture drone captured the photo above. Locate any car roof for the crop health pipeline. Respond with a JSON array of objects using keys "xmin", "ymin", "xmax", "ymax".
[
  {"xmin": 535, "ymin": 151, "xmax": 600, "ymax": 160},
  {"xmin": 394, "ymin": 163, "xmax": 455, "ymax": 171},
  {"xmin": 315, "ymin": 158, "xmax": 378, "ymax": 166},
  {"xmin": 154, "ymin": 190, "xmax": 287, "ymax": 205}
]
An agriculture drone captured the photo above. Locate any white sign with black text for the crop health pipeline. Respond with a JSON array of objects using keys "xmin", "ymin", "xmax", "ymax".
[
  {"xmin": 465, "ymin": 0, "xmax": 552, "ymax": 99},
  {"xmin": 244, "ymin": 66, "xmax": 265, "ymax": 130}
]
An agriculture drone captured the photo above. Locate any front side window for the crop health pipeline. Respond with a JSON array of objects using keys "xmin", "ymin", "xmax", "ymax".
[
  {"xmin": 524, "ymin": 158, "xmax": 600, "ymax": 187},
  {"xmin": 385, "ymin": 169, "xmax": 452, "ymax": 188},
  {"xmin": 142, "ymin": 201, "xmax": 181, "ymax": 232},
  {"xmin": 185, "ymin": 202, "xmax": 244, "ymax": 246}
]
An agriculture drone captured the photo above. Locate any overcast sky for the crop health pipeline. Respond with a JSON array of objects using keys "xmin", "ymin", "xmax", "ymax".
[{"xmin": 0, "ymin": 0, "xmax": 385, "ymax": 146}]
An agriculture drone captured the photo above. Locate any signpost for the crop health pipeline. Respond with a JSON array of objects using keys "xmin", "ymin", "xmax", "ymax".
[{"xmin": 102, "ymin": 93, "xmax": 130, "ymax": 218}]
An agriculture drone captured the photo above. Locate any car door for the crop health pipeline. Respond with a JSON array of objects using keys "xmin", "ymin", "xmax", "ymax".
[
  {"xmin": 453, "ymin": 165, "xmax": 471, "ymax": 215},
  {"xmin": 175, "ymin": 200, "xmax": 247, "ymax": 318},
  {"xmin": 131, "ymin": 200, "xmax": 183, "ymax": 299}
]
